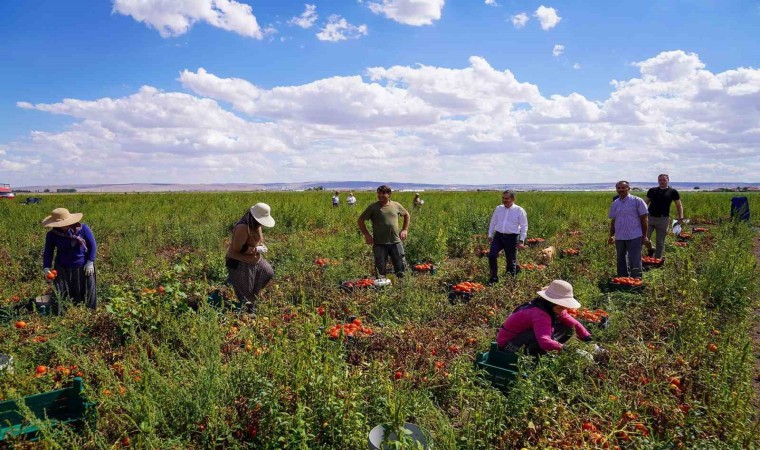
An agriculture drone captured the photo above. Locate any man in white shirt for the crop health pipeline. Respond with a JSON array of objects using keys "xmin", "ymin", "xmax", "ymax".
[
  {"xmin": 347, "ymin": 192, "xmax": 357, "ymax": 207},
  {"xmin": 487, "ymin": 190, "xmax": 528, "ymax": 283}
]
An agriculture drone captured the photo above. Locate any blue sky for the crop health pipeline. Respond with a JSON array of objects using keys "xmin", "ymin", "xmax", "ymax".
[{"xmin": 1, "ymin": 0, "xmax": 758, "ymax": 186}]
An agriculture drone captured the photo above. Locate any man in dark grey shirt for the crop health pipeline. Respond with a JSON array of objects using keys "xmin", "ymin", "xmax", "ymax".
[{"xmin": 645, "ymin": 174, "xmax": 684, "ymax": 258}]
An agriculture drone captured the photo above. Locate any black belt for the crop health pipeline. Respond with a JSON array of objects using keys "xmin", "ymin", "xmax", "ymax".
[{"xmin": 495, "ymin": 232, "xmax": 518, "ymax": 235}]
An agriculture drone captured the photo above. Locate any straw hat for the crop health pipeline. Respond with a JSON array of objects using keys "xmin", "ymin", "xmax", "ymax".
[
  {"xmin": 250, "ymin": 203, "xmax": 275, "ymax": 228},
  {"xmin": 41, "ymin": 208, "xmax": 83, "ymax": 228},
  {"xmin": 537, "ymin": 280, "xmax": 581, "ymax": 309}
]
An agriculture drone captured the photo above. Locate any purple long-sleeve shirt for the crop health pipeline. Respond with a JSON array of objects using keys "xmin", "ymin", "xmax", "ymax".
[
  {"xmin": 497, "ymin": 306, "xmax": 591, "ymax": 352},
  {"xmin": 43, "ymin": 224, "xmax": 97, "ymax": 268}
]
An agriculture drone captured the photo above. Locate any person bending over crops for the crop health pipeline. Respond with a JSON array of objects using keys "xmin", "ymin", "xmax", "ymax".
[
  {"xmin": 358, "ymin": 185, "xmax": 411, "ymax": 278},
  {"xmin": 497, "ymin": 280, "xmax": 591, "ymax": 355},
  {"xmin": 608, "ymin": 181, "xmax": 649, "ymax": 278},
  {"xmin": 41, "ymin": 208, "xmax": 97, "ymax": 309},
  {"xmin": 226, "ymin": 203, "xmax": 275, "ymax": 314},
  {"xmin": 487, "ymin": 189, "xmax": 528, "ymax": 283}
]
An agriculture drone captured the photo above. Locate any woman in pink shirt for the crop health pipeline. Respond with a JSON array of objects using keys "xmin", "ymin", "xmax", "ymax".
[{"xmin": 497, "ymin": 280, "xmax": 591, "ymax": 355}]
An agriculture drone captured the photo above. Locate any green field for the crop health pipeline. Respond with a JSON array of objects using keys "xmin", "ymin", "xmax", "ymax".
[{"xmin": 1, "ymin": 191, "xmax": 758, "ymax": 449}]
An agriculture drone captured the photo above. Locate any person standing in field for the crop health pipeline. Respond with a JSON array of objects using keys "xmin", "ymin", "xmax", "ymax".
[
  {"xmin": 42, "ymin": 208, "xmax": 97, "ymax": 309},
  {"xmin": 226, "ymin": 203, "xmax": 275, "ymax": 314},
  {"xmin": 358, "ymin": 185, "xmax": 411, "ymax": 278},
  {"xmin": 608, "ymin": 181, "xmax": 650, "ymax": 278},
  {"xmin": 347, "ymin": 192, "xmax": 357, "ymax": 207},
  {"xmin": 332, "ymin": 191, "xmax": 340, "ymax": 208},
  {"xmin": 645, "ymin": 174, "xmax": 684, "ymax": 258},
  {"xmin": 487, "ymin": 190, "xmax": 528, "ymax": 283},
  {"xmin": 413, "ymin": 193, "xmax": 424, "ymax": 209}
]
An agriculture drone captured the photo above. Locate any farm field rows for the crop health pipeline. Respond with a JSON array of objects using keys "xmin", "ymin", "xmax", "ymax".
[{"xmin": 1, "ymin": 191, "xmax": 758, "ymax": 449}]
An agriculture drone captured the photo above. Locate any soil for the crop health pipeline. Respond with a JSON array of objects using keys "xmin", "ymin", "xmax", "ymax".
[{"xmin": 751, "ymin": 233, "xmax": 760, "ymax": 410}]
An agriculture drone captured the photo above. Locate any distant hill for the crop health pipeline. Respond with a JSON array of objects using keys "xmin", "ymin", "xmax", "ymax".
[{"xmin": 14, "ymin": 181, "xmax": 759, "ymax": 193}]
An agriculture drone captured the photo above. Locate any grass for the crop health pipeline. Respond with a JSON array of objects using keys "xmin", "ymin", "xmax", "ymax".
[{"xmin": 0, "ymin": 190, "xmax": 758, "ymax": 449}]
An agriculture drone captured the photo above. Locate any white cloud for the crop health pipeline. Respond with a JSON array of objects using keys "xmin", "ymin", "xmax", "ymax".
[
  {"xmin": 633, "ymin": 50, "xmax": 705, "ymax": 82},
  {"xmin": 534, "ymin": 5, "xmax": 561, "ymax": 30},
  {"xmin": 552, "ymin": 44, "xmax": 564, "ymax": 57},
  {"xmin": 485, "ymin": 0, "xmax": 498, "ymax": 6},
  {"xmin": 6, "ymin": 51, "xmax": 759, "ymax": 185},
  {"xmin": 511, "ymin": 12, "xmax": 528, "ymax": 29},
  {"xmin": 573, "ymin": 63, "xmax": 581, "ymax": 70},
  {"xmin": 367, "ymin": 0, "xmax": 445, "ymax": 26},
  {"xmin": 289, "ymin": 4, "xmax": 318, "ymax": 29},
  {"xmin": 316, "ymin": 15, "xmax": 368, "ymax": 41},
  {"xmin": 180, "ymin": 68, "xmax": 438, "ymax": 126},
  {"xmin": 112, "ymin": 0, "xmax": 264, "ymax": 38},
  {"xmin": 0, "ymin": 159, "xmax": 26, "ymax": 171}
]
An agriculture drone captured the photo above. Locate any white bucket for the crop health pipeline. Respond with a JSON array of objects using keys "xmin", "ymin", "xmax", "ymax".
[
  {"xmin": 368, "ymin": 423, "xmax": 429, "ymax": 450},
  {"xmin": 0, "ymin": 354, "xmax": 14, "ymax": 373}
]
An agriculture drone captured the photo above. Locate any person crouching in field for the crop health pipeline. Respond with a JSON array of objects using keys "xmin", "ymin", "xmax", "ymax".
[
  {"xmin": 497, "ymin": 280, "xmax": 592, "ymax": 355},
  {"xmin": 226, "ymin": 203, "xmax": 275, "ymax": 314},
  {"xmin": 358, "ymin": 185, "xmax": 411, "ymax": 278},
  {"xmin": 42, "ymin": 208, "xmax": 97, "ymax": 309}
]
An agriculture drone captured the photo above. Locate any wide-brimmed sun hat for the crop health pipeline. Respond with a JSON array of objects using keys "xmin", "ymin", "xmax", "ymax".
[
  {"xmin": 41, "ymin": 208, "xmax": 83, "ymax": 228},
  {"xmin": 537, "ymin": 280, "xmax": 581, "ymax": 309},
  {"xmin": 250, "ymin": 203, "xmax": 275, "ymax": 228}
]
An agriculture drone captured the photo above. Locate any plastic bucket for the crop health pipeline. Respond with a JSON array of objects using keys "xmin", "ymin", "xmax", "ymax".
[
  {"xmin": 0, "ymin": 354, "xmax": 14, "ymax": 373},
  {"xmin": 368, "ymin": 423, "xmax": 429, "ymax": 450}
]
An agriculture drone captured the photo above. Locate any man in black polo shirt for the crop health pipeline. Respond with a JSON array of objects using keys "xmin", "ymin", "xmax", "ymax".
[{"xmin": 645, "ymin": 174, "xmax": 684, "ymax": 258}]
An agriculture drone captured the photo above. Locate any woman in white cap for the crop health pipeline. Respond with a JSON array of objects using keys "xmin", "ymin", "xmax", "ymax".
[
  {"xmin": 226, "ymin": 203, "xmax": 275, "ymax": 314},
  {"xmin": 496, "ymin": 280, "xmax": 591, "ymax": 355},
  {"xmin": 41, "ymin": 208, "xmax": 97, "ymax": 309}
]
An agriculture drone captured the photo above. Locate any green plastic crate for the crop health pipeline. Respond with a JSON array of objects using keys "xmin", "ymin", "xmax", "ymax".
[
  {"xmin": 475, "ymin": 342, "xmax": 518, "ymax": 390},
  {"xmin": 0, "ymin": 377, "xmax": 97, "ymax": 442},
  {"xmin": 207, "ymin": 289, "xmax": 243, "ymax": 311}
]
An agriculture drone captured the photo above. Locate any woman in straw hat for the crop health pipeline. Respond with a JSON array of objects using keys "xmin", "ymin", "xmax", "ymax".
[
  {"xmin": 496, "ymin": 280, "xmax": 592, "ymax": 355},
  {"xmin": 226, "ymin": 203, "xmax": 275, "ymax": 314},
  {"xmin": 41, "ymin": 208, "xmax": 98, "ymax": 309}
]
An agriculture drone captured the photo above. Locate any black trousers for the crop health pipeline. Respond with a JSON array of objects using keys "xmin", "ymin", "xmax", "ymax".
[
  {"xmin": 489, "ymin": 232, "xmax": 518, "ymax": 279},
  {"xmin": 53, "ymin": 265, "xmax": 97, "ymax": 309}
]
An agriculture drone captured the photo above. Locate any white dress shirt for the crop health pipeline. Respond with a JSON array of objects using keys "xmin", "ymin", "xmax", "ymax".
[{"xmin": 488, "ymin": 204, "xmax": 528, "ymax": 241}]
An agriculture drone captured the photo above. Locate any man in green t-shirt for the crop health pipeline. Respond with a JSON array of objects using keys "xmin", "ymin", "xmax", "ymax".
[{"xmin": 358, "ymin": 185, "xmax": 411, "ymax": 277}]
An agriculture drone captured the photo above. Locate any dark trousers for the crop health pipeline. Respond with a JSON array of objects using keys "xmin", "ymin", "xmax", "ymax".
[
  {"xmin": 504, "ymin": 323, "xmax": 573, "ymax": 356},
  {"xmin": 53, "ymin": 265, "xmax": 97, "ymax": 309},
  {"xmin": 489, "ymin": 232, "xmax": 518, "ymax": 280},
  {"xmin": 615, "ymin": 237, "xmax": 643, "ymax": 278},
  {"xmin": 373, "ymin": 242, "xmax": 407, "ymax": 277}
]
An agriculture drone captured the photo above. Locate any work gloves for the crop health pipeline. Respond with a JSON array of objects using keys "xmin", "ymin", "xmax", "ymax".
[{"xmin": 84, "ymin": 261, "xmax": 95, "ymax": 276}]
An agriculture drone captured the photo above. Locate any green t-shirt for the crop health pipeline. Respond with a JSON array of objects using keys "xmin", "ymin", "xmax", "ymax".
[{"xmin": 359, "ymin": 201, "xmax": 408, "ymax": 245}]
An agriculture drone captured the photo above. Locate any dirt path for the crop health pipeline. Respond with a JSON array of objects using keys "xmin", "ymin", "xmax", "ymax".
[{"xmin": 751, "ymin": 233, "xmax": 760, "ymax": 409}]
